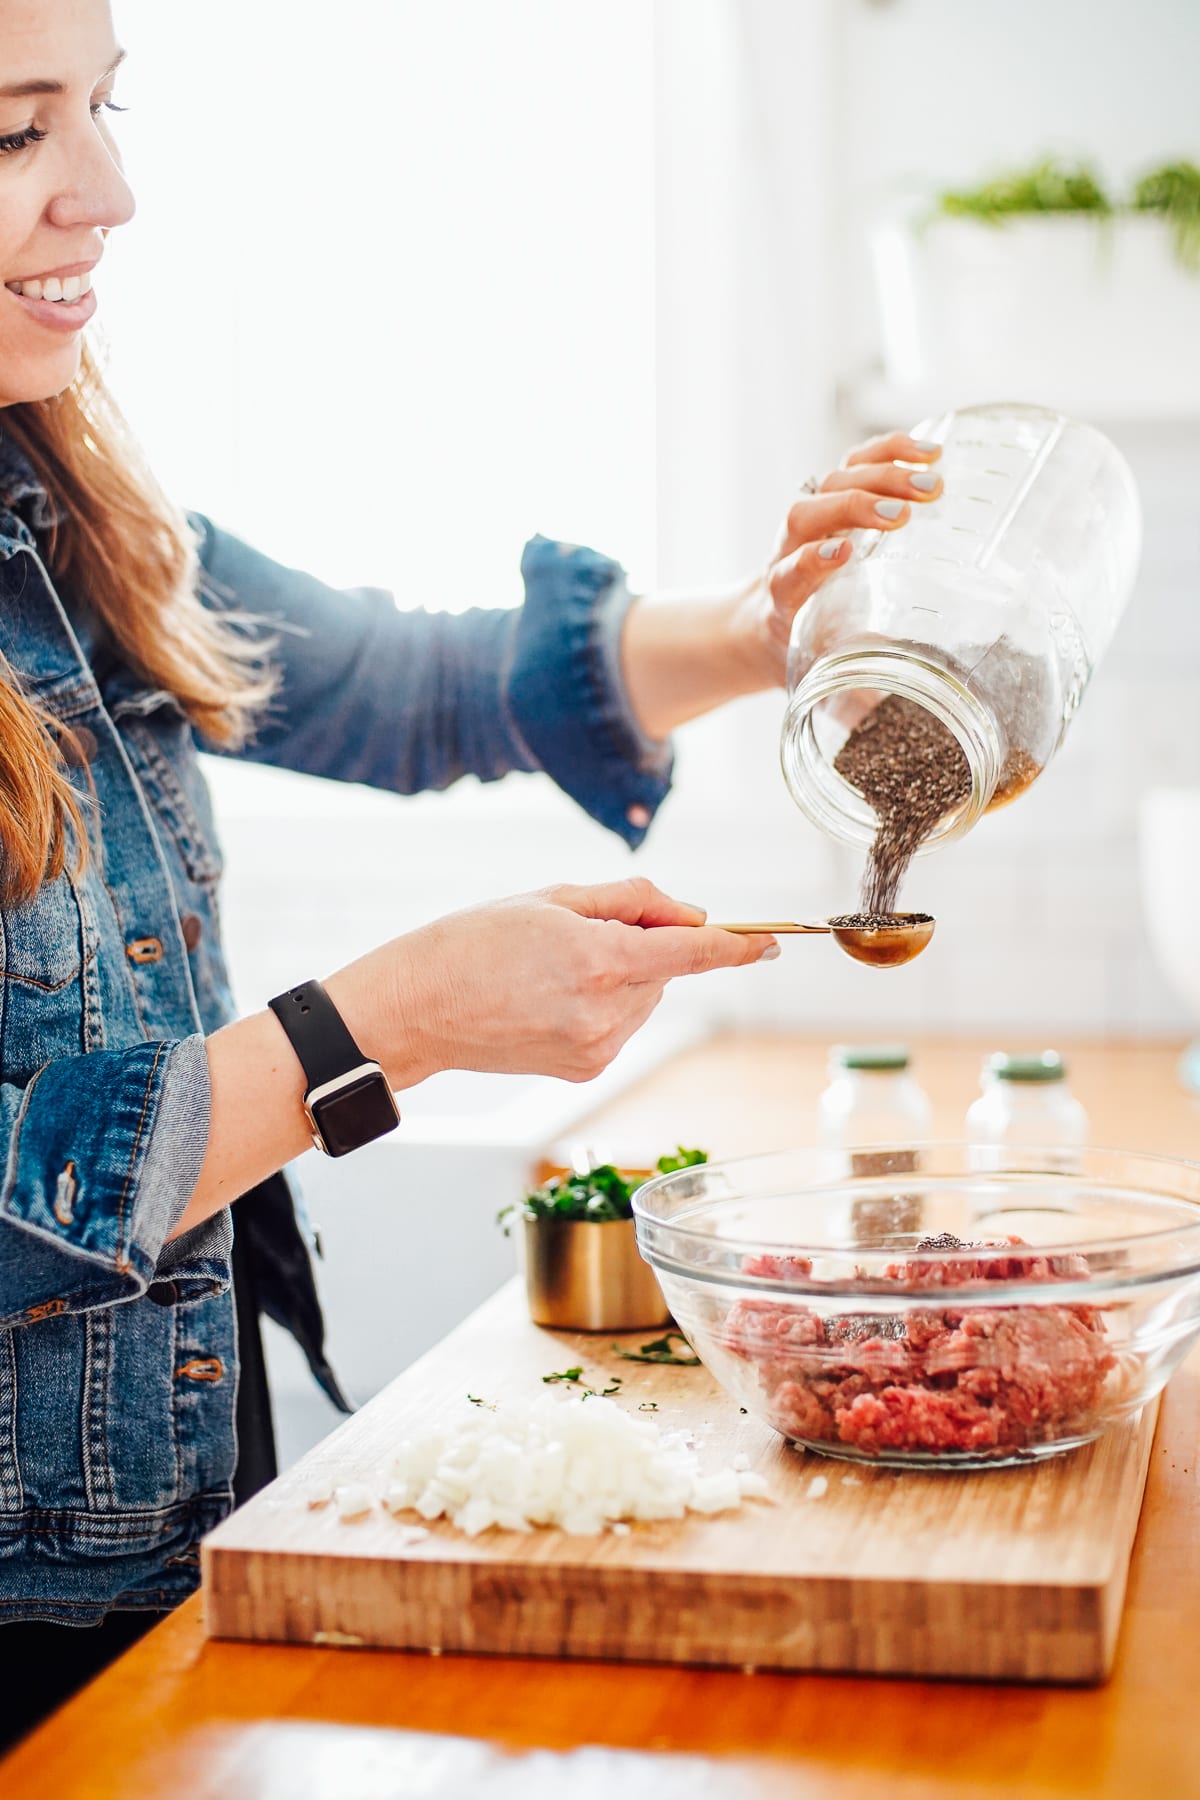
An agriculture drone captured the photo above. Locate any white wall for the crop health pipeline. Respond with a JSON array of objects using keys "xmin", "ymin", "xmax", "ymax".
[
  {"xmin": 112, "ymin": 0, "xmax": 1200, "ymax": 1060},
  {"xmin": 824, "ymin": 0, "xmax": 1200, "ymax": 1038}
]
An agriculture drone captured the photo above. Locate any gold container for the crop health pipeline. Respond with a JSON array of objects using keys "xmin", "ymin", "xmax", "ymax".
[{"xmin": 519, "ymin": 1216, "xmax": 671, "ymax": 1331}]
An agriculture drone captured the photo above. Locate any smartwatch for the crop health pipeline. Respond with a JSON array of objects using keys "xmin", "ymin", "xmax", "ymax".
[{"xmin": 268, "ymin": 980, "xmax": 401, "ymax": 1157}]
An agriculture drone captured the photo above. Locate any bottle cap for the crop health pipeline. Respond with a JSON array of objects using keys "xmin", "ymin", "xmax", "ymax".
[
  {"xmin": 831, "ymin": 1044, "xmax": 911, "ymax": 1072},
  {"xmin": 985, "ymin": 1051, "xmax": 1067, "ymax": 1084}
]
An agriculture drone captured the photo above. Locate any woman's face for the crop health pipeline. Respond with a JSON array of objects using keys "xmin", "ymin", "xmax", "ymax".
[{"xmin": 0, "ymin": 0, "xmax": 133, "ymax": 408}]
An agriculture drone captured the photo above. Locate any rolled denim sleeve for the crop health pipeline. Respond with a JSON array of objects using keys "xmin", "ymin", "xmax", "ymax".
[
  {"xmin": 189, "ymin": 516, "xmax": 673, "ymax": 848},
  {"xmin": 0, "ymin": 1035, "xmax": 212, "ymax": 1325},
  {"xmin": 509, "ymin": 538, "xmax": 673, "ymax": 847}
]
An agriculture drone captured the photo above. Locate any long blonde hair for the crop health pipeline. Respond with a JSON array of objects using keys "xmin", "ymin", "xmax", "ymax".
[{"xmin": 0, "ymin": 344, "xmax": 274, "ymax": 905}]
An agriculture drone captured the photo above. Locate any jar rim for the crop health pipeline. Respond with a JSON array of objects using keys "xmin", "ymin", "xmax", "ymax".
[{"xmin": 780, "ymin": 647, "xmax": 1004, "ymax": 852}]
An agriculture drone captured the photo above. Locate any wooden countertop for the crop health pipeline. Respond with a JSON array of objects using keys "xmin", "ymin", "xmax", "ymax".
[{"xmin": 5, "ymin": 1033, "xmax": 1200, "ymax": 1800}]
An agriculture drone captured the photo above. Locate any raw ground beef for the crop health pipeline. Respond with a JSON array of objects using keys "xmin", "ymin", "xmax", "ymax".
[{"xmin": 724, "ymin": 1238, "xmax": 1114, "ymax": 1457}]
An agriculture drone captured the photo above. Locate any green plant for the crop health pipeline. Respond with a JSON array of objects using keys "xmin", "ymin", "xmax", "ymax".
[
  {"xmin": 1133, "ymin": 160, "xmax": 1200, "ymax": 270},
  {"xmin": 936, "ymin": 157, "xmax": 1112, "ymax": 224},
  {"xmin": 497, "ymin": 1147, "xmax": 707, "ymax": 1231},
  {"xmin": 931, "ymin": 155, "xmax": 1200, "ymax": 272}
]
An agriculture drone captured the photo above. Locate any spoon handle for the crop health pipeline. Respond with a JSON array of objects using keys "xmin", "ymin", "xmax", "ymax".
[{"xmin": 709, "ymin": 921, "xmax": 831, "ymax": 935}]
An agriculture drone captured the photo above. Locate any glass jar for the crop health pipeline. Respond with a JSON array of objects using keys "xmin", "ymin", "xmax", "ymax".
[
  {"xmin": 781, "ymin": 401, "xmax": 1142, "ymax": 851},
  {"xmin": 966, "ymin": 1051, "xmax": 1089, "ymax": 1182},
  {"xmin": 817, "ymin": 1044, "xmax": 933, "ymax": 1244}
]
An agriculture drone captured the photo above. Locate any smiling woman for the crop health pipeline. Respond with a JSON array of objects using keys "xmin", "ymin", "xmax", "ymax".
[
  {"xmin": 0, "ymin": 0, "xmax": 931, "ymax": 1752},
  {"xmin": 0, "ymin": 27, "xmax": 130, "ymax": 400}
]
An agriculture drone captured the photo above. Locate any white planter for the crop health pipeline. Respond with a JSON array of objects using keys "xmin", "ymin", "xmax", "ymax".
[{"xmin": 871, "ymin": 213, "xmax": 1200, "ymax": 419}]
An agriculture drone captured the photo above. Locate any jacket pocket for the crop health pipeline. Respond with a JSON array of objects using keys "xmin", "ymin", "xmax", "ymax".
[
  {"xmin": 0, "ymin": 866, "xmax": 93, "ymax": 1075},
  {"xmin": 10, "ymin": 1304, "xmax": 183, "ymax": 1517}
]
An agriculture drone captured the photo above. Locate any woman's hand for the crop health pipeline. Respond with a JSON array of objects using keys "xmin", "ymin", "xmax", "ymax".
[
  {"xmin": 620, "ymin": 431, "xmax": 943, "ymax": 740},
  {"xmin": 326, "ymin": 878, "xmax": 775, "ymax": 1087},
  {"xmin": 734, "ymin": 430, "xmax": 944, "ymax": 684}
]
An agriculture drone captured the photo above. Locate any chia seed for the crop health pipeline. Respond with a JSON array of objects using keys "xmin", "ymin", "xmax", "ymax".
[
  {"xmin": 828, "ymin": 912, "xmax": 934, "ymax": 931},
  {"xmin": 833, "ymin": 695, "xmax": 972, "ymax": 916}
]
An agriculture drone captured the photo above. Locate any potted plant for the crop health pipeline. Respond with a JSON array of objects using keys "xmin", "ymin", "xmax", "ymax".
[
  {"xmin": 499, "ymin": 1148, "xmax": 706, "ymax": 1330},
  {"xmin": 870, "ymin": 157, "xmax": 1200, "ymax": 416}
]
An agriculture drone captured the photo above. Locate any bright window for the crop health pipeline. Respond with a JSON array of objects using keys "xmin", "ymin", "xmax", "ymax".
[{"xmin": 105, "ymin": 1, "xmax": 656, "ymax": 607}]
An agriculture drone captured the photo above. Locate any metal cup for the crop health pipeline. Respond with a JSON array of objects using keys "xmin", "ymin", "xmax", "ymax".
[{"xmin": 519, "ymin": 1216, "xmax": 671, "ymax": 1331}]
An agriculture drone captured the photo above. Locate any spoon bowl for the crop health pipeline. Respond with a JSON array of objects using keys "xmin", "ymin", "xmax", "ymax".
[
  {"xmin": 826, "ymin": 913, "xmax": 935, "ymax": 967},
  {"xmin": 711, "ymin": 913, "xmax": 935, "ymax": 968}
]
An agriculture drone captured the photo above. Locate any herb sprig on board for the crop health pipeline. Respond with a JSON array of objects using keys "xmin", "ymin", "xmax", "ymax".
[
  {"xmin": 542, "ymin": 1366, "xmax": 623, "ymax": 1398},
  {"xmin": 612, "ymin": 1331, "xmax": 701, "ymax": 1367},
  {"xmin": 497, "ymin": 1147, "xmax": 707, "ymax": 1231}
]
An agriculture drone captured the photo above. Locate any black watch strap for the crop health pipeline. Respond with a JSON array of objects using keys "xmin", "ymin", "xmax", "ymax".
[{"xmin": 268, "ymin": 980, "xmax": 369, "ymax": 1089}]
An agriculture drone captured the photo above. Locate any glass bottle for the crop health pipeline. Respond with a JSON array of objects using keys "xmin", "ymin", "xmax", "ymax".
[
  {"xmin": 965, "ymin": 1050, "xmax": 1089, "ymax": 1176},
  {"xmin": 781, "ymin": 401, "xmax": 1141, "ymax": 853},
  {"xmin": 817, "ymin": 1044, "xmax": 933, "ymax": 1245}
]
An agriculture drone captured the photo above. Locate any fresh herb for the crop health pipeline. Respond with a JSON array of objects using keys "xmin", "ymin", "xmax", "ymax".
[
  {"xmin": 467, "ymin": 1394, "xmax": 496, "ymax": 1409},
  {"xmin": 936, "ymin": 156, "xmax": 1111, "ymax": 225},
  {"xmin": 928, "ymin": 155, "xmax": 1200, "ymax": 273},
  {"xmin": 612, "ymin": 1330, "xmax": 701, "ymax": 1367},
  {"xmin": 542, "ymin": 1366, "xmax": 622, "ymax": 1398},
  {"xmin": 638, "ymin": 1401, "xmax": 659, "ymax": 1412},
  {"xmin": 497, "ymin": 1148, "xmax": 708, "ymax": 1231}
]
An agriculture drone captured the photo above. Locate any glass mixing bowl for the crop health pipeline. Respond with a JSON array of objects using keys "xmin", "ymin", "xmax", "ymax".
[{"xmin": 632, "ymin": 1144, "xmax": 1200, "ymax": 1470}]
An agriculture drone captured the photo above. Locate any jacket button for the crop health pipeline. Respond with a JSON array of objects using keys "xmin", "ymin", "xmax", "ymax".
[
  {"xmin": 147, "ymin": 1281, "xmax": 178, "ymax": 1306},
  {"xmin": 63, "ymin": 725, "xmax": 98, "ymax": 765},
  {"xmin": 180, "ymin": 913, "xmax": 203, "ymax": 950}
]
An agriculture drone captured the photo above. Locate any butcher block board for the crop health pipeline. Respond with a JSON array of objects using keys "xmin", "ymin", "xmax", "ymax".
[{"xmin": 202, "ymin": 1281, "xmax": 1158, "ymax": 1684}]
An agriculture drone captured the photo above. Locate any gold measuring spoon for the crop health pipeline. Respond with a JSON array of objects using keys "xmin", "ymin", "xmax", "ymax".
[{"xmin": 711, "ymin": 913, "xmax": 935, "ymax": 969}]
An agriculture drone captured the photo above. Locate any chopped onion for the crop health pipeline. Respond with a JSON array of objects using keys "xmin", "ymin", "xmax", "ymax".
[
  {"xmin": 354, "ymin": 1393, "xmax": 771, "ymax": 1537},
  {"xmin": 333, "ymin": 1481, "xmax": 374, "ymax": 1520}
]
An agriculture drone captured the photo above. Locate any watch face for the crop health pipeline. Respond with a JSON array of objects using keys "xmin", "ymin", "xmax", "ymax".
[{"xmin": 310, "ymin": 1072, "xmax": 399, "ymax": 1157}]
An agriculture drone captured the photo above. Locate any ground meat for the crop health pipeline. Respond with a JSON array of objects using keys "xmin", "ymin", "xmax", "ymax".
[{"xmin": 722, "ymin": 1235, "xmax": 1113, "ymax": 1458}]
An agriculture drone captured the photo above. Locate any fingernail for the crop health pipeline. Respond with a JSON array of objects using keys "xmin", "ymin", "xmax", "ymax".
[
  {"xmin": 760, "ymin": 942, "xmax": 781, "ymax": 961},
  {"xmin": 818, "ymin": 539, "xmax": 845, "ymax": 559},
  {"xmin": 875, "ymin": 498, "xmax": 906, "ymax": 520},
  {"xmin": 909, "ymin": 471, "xmax": 940, "ymax": 492},
  {"xmin": 684, "ymin": 902, "xmax": 708, "ymax": 918},
  {"xmin": 911, "ymin": 438, "xmax": 941, "ymax": 453}
]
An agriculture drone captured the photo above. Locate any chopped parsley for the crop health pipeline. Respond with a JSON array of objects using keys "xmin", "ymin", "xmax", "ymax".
[
  {"xmin": 612, "ymin": 1330, "xmax": 701, "ymax": 1367},
  {"xmin": 542, "ymin": 1366, "xmax": 622, "ymax": 1398}
]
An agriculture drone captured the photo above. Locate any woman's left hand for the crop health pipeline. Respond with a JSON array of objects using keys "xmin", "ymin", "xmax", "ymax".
[{"xmin": 733, "ymin": 431, "xmax": 944, "ymax": 683}]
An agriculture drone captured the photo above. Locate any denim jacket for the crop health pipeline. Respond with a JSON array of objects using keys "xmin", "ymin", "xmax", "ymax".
[{"xmin": 0, "ymin": 433, "xmax": 672, "ymax": 1623}]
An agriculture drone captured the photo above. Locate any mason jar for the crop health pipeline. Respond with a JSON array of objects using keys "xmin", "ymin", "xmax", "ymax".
[
  {"xmin": 781, "ymin": 401, "xmax": 1142, "ymax": 851},
  {"xmin": 816, "ymin": 1044, "xmax": 933, "ymax": 1246}
]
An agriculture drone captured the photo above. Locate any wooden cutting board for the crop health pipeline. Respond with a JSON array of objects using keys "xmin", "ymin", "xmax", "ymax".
[{"xmin": 202, "ymin": 1282, "xmax": 1158, "ymax": 1684}]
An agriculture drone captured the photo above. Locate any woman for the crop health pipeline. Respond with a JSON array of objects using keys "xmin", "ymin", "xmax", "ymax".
[{"xmin": 0, "ymin": 0, "xmax": 941, "ymax": 1736}]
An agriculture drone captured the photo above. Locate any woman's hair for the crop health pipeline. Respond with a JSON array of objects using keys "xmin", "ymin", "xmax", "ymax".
[{"xmin": 0, "ymin": 343, "xmax": 274, "ymax": 905}]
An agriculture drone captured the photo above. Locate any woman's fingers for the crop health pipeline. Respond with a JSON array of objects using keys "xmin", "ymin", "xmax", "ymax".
[
  {"xmin": 784, "ymin": 484, "xmax": 915, "ymax": 548},
  {"xmin": 621, "ymin": 922, "xmax": 777, "ymax": 980},
  {"xmin": 841, "ymin": 431, "xmax": 942, "ymax": 470},
  {"xmin": 766, "ymin": 537, "xmax": 852, "ymax": 631},
  {"xmin": 553, "ymin": 875, "xmax": 708, "ymax": 930},
  {"xmin": 816, "ymin": 461, "xmax": 943, "ymax": 504}
]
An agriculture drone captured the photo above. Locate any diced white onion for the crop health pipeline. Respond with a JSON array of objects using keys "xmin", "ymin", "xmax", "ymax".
[
  {"xmin": 333, "ymin": 1481, "xmax": 374, "ymax": 1520},
  {"xmin": 334, "ymin": 1393, "xmax": 772, "ymax": 1537}
]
